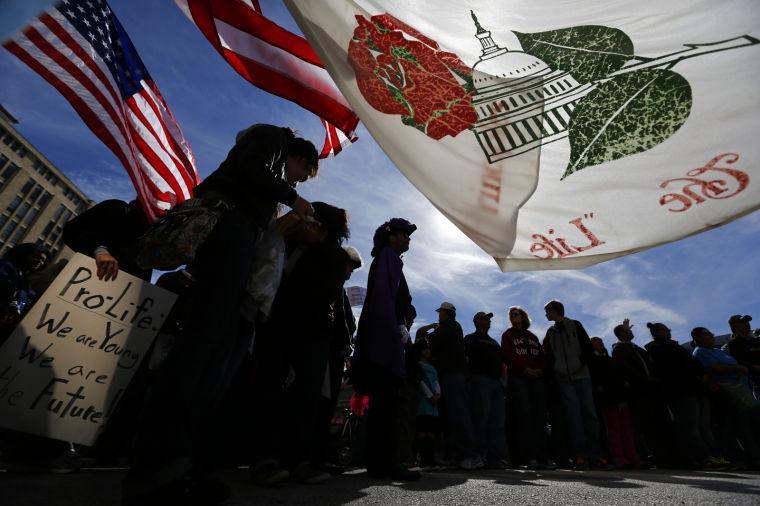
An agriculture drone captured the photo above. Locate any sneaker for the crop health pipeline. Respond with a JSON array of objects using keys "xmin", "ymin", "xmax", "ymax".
[
  {"xmin": 291, "ymin": 462, "xmax": 330, "ymax": 484},
  {"xmin": 701, "ymin": 457, "xmax": 730, "ymax": 472},
  {"xmin": 485, "ymin": 458, "xmax": 511, "ymax": 469},
  {"xmin": 539, "ymin": 459, "xmax": 557, "ymax": 470},
  {"xmin": 591, "ymin": 458, "xmax": 615, "ymax": 471},
  {"xmin": 459, "ymin": 457, "xmax": 485, "ymax": 470},
  {"xmin": 250, "ymin": 459, "xmax": 290, "ymax": 487},
  {"xmin": 526, "ymin": 459, "xmax": 539, "ymax": 470},
  {"xmin": 320, "ymin": 462, "xmax": 346, "ymax": 476},
  {"xmin": 390, "ymin": 465, "xmax": 422, "ymax": 481},
  {"xmin": 574, "ymin": 457, "xmax": 590, "ymax": 471},
  {"xmin": 433, "ymin": 454, "xmax": 453, "ymax": 467}
]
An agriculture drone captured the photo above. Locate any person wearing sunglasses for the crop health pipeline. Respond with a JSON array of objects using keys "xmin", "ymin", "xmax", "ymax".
[{"xmin": 501, "ymin": 306, "xmax": 556, "ymax": 470}]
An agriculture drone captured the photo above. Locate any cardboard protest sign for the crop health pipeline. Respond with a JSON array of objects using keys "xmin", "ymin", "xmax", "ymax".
[
  {"xmin": 346, "ymin": 286, "xmax": 367, "ymax": 307},
  {"xmin": 0, "ymin": 253, "xmax": 176, "ymax": 445}
]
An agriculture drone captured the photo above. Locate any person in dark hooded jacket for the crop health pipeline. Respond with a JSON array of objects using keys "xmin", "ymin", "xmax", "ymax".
[
  {"xmin": 62, "ymin": 199, "xmax": 150, "ymax": 281},
  {"xmin": 271, "ymin": 202, "xmax": 350, "ymax": 484},
  {"xmin": 123, "ymin": 124, "xmax": 318, "ymax": 506}
]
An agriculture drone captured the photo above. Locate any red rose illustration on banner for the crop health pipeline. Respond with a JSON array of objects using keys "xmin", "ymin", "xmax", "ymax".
[{"xmin": 348, "ymin": 14, "xmax": 477, "ymax": 140}]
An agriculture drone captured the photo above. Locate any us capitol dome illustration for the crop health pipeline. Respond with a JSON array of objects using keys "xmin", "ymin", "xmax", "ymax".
[
  {"xmin": 468, "ymin": 11, "xmax": 595, "ymax": 162},
  {"xmin": 467, "ymin": 12, "xmax": 758, "ymax": 164}
]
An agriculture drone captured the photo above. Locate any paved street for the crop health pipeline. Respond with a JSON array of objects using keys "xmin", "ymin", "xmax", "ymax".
[{"xmin": 2, "ymin": 467, "xmax": 760, "ymax": 505}]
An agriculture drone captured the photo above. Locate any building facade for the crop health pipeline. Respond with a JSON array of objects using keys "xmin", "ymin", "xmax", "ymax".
[{"xmin": 0, "ymin": 105, "xmax": 92, "ymax": 259}]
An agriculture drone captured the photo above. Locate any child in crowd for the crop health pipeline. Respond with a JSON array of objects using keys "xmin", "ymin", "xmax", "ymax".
[{"xmin": 414, "ymin": 338, "xmax": 442, "ymax": 467}]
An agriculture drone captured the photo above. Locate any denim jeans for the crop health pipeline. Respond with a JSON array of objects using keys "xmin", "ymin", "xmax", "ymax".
[
  {"xmin": 668, "ymin": 395, "xmax": 711, "ymax": 464},
  {"xmin": 509, "ymin": 376, "xmax": 548, "ymax": 461},
  {"xmin": 558, "ymin": 377, "xmax": 602, "ymax": 460},
  {"xmin": 439, "ymin": 372, "xmax": 478, "ymax": 460},
  {"xmin": 469, "ymin": 374, "xmax": 507, "ymax": 463}
]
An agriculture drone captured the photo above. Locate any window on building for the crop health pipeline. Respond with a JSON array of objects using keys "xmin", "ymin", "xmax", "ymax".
[
  {"xmin": 6, "ymin": 196, "xmax": 22, "ymax": 213},
  {"xmin": 2, "ymin": 133, "xmax": 13, "ymax": 146},
  {"xmin": 29, "ymin": 187, "xmax": 42, "ymax": 202},
  {"xmin": 60, "ymin": 209, "xmax": 72, "ymax": 224},
  {"xmin": 0, "ymin": 154, "xmax": 8, "ymax": 171},
  {"xmin": 37, "ymin": 192, "xmax": 52, "ymax": 208},
  {"xmin": 16, "ymin": 202, "xmax": 31, "ymax": 220},
  {"xmin": 1, "ymin": 163, "xmax": 19, "ymax": 181},
  {"xmin": 15, "ymin": 146, "xmax": 28, "ymax": 158},
  {"xmin": 11, "ymin": 226, "xmax": 27, "ymax": 245},
  {"xmin": 52, "ymin": 204, "xmax": 66, "ymax": 222},
  {"xmin": 1, "ymin": 220, "xmax": 18, "ymax": 241},
  {"xmin": 42, "ymin": 221, "xmax": 55, "ymax": 237},
  {"xmin": 0, "ymin": 215, "xmax": 7, "ymax": 229},
  {"xmin": 21, "ymin": 178, "xmax": 35, "ymax": 195},
  {"xmin": 23, "ymin": 208, "xmax": 39, "ymax": 226}
]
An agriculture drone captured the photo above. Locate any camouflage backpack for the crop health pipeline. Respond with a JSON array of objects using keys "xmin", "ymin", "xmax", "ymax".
[{"xmin": 135, "ymin": 198, "xmax": 230, "ymax": 271}]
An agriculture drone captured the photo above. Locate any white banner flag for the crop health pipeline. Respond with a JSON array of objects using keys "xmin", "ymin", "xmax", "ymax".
[{"xmin": 285, "ymin": 0, "xmax": 760, "ymax": 270}]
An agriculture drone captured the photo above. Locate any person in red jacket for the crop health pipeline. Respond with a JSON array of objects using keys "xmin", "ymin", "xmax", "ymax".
[{"xmin": 501, "ymin": 306, "xmax": 556, "ymax": 470}]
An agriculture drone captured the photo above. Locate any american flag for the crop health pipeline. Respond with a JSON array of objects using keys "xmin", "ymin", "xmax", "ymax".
[
  {"xmin": 3, "ymin": 0, "xmax": 200, "ymax": 221},
  {"xmin": 175, "ymin": 0, "xmax": 359, "ymax": 158},
  {"xmin": 320, "ymin": 118, "xmax": 357, "ymax": 159}
]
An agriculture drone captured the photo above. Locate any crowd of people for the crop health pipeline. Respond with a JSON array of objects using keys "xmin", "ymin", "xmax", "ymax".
[{"xmin": 0, "ymin": 124, "xmax": 758, "ymax": 506}]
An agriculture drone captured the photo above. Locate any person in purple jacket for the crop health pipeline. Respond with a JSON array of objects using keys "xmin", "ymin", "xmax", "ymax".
[{"xmin": 354, "ymin": 218, "xmax": 420, "ymax": 481}]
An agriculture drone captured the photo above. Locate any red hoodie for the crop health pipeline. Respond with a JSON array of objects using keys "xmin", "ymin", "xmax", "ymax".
[{"xmin": 501, "ymin": 327, "xmax": 546, "ymax": 377}]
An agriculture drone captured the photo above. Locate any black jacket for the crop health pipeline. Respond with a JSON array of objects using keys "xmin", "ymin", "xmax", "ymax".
[
  {"xmin": 612, "ymin": 341, "xmax": 654, "ymax": 395},
  {"xmin": 194, "ymin": 124, "xmax": 298, "ymax": 228},
  {"xmin": 429, "ymin": 320, "xmax": 467, "ymax": 375},
  {"xmin": 645, "ymin": 339, "xmax": 704, "ymax": 399},
  {"xmin": 464, "ymin": 332, "xmax": 504, "ymax": 380},
  {"xmin": 269, "ymin": 241, "xmax": 346, "ymax": 344},
  {"xmin": 588, "ymin": 352, "xmax": 630, "ymax": 406},
  {"xmin": 62, "ymin": 199, "xmax": 150, "ymax": 280}
]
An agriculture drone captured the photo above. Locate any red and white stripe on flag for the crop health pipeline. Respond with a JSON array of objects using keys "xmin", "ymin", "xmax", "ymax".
[
  {"xmin": 320, "ymin": 118, "xmax": 357, "ymax": 159},
  {"xmin": 176, "ymin": 0, "xmax": 359, "ymax": 149},
  {"xmin": 2, "ymin": 0, "xmax": 199, "ymax": 222}
]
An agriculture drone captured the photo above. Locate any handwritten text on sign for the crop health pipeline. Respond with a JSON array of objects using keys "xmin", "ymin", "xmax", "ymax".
[{"xmin": 0, "ymin": 253, "xmax": 176, "ymax": 445}]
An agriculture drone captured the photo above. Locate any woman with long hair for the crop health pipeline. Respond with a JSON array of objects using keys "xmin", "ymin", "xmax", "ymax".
[{"xmin": 501, "ymin": 306, "xmax": 556, "ymax": 470}]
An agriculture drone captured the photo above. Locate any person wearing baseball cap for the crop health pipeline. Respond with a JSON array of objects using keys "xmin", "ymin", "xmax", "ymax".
[
  {"xmin": 465, "ymin": 311, "xmax": 509, "ymax": 468},
  {"xmin": 726, "ymin": 315, "xmax": 760, "ymax": 394},
  {"xmin": 354, "ymin": 218, "xmax": 420, "ymax": 481},
  {"xmin": 417, "ymin": 302, "xmax": 481, "ymax": 469}
]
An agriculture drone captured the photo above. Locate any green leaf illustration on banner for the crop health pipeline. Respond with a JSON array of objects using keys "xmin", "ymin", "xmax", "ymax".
[
  {"xmin": 563, "ymin": 69, "xmax": 692, "ymax": 179},
  {"xmin": 514, "ymin": 26, "xmax": 634, "ymax": 82}
]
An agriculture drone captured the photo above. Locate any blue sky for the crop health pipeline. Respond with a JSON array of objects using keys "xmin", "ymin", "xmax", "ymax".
[{"xmin": 1, "ymin": 0, "xmax": 758, "ymax": 348}]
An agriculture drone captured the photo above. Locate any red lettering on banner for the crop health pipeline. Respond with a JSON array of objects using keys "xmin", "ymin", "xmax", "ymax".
[
  {"xmin": 529, "ymin": 213, "xmax": 606, "ymax": 259},
  {"xmin": 659, "ymin": 153, "xmax": 749, "ymax": 213},
  {"xmin": 479, "ymin": 164, "xmax": 502, "ymax": 213}
]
